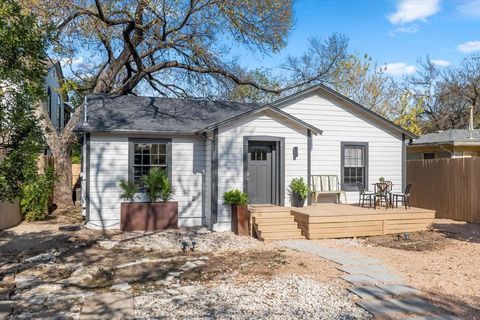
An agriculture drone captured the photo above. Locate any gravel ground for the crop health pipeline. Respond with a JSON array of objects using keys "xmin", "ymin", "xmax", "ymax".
[
  {"xmin": 318, "ymin": 219, "xmax": 480, "ymax": 320},
  {"xmin": 114, "ymin": 227, "xmax": 267, "ymax": 252},
  {"xmin": 134, "ymin": 275, "xmax": 370, "ymax": 320}
]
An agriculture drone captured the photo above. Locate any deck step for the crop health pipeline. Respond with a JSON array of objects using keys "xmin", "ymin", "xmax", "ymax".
[
  {"xmin": 254, "ymin": 224, "xmax": 301, "ymax": 232},
  {"xmin": 253, "ymin": 217, "xmax": 296, "ymax": 224}
]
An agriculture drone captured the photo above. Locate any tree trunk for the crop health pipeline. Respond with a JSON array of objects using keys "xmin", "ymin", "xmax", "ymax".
[
  {"xmin": 51, "ymin": 143, "xmax": 73, "ymax": 208},
  {"xmin": 36, "ymin": 102, "xmax": 83, "ymax": 210}
]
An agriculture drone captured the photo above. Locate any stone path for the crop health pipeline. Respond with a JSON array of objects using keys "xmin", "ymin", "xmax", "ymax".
[
  {"xmin": 80, "ymin": 292, "xmax": 134, "ymax": 320},
  {"xmin": 281, "ymin": 240, "xmax": 460, "ymax": 320}
]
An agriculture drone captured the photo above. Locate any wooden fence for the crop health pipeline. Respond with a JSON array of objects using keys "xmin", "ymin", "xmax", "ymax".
[{"xmin": 407, "ymin": 158, "xmax": 480, "ymax": 223}]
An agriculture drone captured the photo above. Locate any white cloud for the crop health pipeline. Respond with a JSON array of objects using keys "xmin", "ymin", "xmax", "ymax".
[
  {"xmin": 431, "ymin": 59, "xmax": 451, "ymax": 66},
  {"xmin": 457, "ymin": 0, "xmax": 480, "ymax": 17},
  {"xmin": 381, "ymin": 63, "xmax": 417, "ymax": 76},
  {"xmin": 458, "ymin": 41, "xmax": 480, "ymax": 53},
  {"xmin": 395, "ymin": 25, "xmax": 420, "ymax": 33},
  {"xmin": 388, "ymin": 0, "xmax": 441, "ymax": 24}
]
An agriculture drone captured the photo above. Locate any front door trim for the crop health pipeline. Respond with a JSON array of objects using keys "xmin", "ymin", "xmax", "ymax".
[{"xmin": 243, "ymin": 136, "xmax": 285, "ymax": 206}]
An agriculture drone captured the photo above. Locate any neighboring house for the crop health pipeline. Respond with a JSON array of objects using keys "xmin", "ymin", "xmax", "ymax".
[
  {"xmin": 44, "ymin": 61, "xmax": 72, "ymax": 135},
  {"xmin": 407, "ymin": 129, "xmax": 480, "ymax": 160},
  {"xmin": 77, "ymin": 84, "xmax": 416, "ymax": 230}
]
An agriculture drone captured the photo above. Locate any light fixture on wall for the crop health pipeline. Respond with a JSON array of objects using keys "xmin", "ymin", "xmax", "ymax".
[{"xmin": 293, "ymin": 146, "xmax": 298, "ymax": 160}]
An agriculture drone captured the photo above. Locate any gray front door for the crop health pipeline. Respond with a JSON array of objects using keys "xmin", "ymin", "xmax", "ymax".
[{"xmin": 247, "ymin": 143, "xmax": 273, "ymax": 204}]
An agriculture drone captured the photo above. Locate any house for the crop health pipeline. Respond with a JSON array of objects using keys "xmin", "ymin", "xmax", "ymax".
[
  {"xmin": 76, "ymin": 84, "xmax": 416, "ymax": 230},
  {"xmin": 407, "ymin": 129, "xmax": 480, "ymax": 160},
  {"xmin": 44, "ymin": 61, "xmax": 73, "ymax": 136}
]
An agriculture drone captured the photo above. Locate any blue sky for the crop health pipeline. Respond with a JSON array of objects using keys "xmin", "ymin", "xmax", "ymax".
[{"xmin": 237, "ymin": 0, "xmax": 480, "ymax": 76}]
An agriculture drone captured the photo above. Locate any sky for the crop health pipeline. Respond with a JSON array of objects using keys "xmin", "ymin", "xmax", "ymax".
[{"xmin": 236, "ymin": 0, "xmax": 480, "ymax": 77}]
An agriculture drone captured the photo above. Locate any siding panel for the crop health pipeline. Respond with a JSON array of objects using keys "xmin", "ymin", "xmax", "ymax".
[
  {"xmin": 87, "ymin": 133, "xmax": 205, "ymax": 229},
  {"xmin": 280, "ymin": 94, "xmax": 403, "ymax": 203}
]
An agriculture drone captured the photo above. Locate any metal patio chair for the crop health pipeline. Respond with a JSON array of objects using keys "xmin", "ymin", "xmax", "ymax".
[
  {"xmin": 357, "ymin": 182, "xmax": 374, "ymax": 208},
  {"xmin": 392, "ymin": 183, "xmax": 413, "ymax": 209}
]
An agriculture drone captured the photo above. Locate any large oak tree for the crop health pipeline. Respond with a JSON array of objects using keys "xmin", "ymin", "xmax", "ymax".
[{"xmin": 21, "ymin": 0, "xmax": 347, "ymax": 207}]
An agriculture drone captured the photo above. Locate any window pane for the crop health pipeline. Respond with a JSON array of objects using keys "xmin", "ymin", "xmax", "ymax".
[
  {"xmin": 158, "ymin": 144, "xmax": 166, "ymax": 154},
  {"xmin": 158, "ymin": 155, "xmax": 166, "ymax": 165},
  {"xmin": 152, "ymin": 144, "xmax": 158, "ymax": 154},
  {"xmin": 142, "ymin": 144, "xmax": 151, "ymax": 155},
  {"xmin": 261, "ymin": 150, "xmax": 266, "ymax": 160},
  {"xmin": 142, "ymin": 154, "xmax": 150, "ymax": 165},
  {"xmin": 251, "ymin": 152, "xmax": 255, "ymax": 160},
  {"xmin": 151, "ymin": 154, "xmax": 159, "ymax": 165},
  {"xmin": 134, "ymin": 155, "xmax": 142, "ymax": 165},
  {"xmin": 134, "ymin": 144, "xmax": 142, "ymax": 154}
]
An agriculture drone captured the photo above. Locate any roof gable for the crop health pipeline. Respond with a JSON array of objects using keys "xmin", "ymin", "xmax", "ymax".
[{"xmin": 269, "ymin": 84, "xmax": 417, "ymax": 139}]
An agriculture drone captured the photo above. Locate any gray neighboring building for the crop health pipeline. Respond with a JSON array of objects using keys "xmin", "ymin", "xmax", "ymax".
[{"xmin": 407, "ymin": 129, "xmax": 480, "ymax": 160}]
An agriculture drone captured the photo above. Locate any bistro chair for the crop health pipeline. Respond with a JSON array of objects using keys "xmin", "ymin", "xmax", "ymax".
[
  {"xmin": 392, "ymin": 183, "xmax": 413, "ymax": 209},
  {"xmin": 357, "ymin": 182, "xmax": 374, "ymax": 208},
  {"xmin": 374, "ymin": 182, "xmax": 391, "ymax": 209}
]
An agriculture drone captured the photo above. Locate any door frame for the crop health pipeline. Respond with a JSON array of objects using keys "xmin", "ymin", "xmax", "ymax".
[{"xmin": 243, "ymin": 136, "xmax": 285, "ymax": 206}]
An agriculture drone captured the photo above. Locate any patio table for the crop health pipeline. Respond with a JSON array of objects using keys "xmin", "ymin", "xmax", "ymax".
[{"xmin": 372, "ymin": 182, "xmax": 393, "ymax": 209}]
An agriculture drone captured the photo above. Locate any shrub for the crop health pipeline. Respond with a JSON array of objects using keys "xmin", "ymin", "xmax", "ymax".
[
  {"xmin": 288, "ymin": 177, "xmax": 309, "ymax": 201},
  {"xmin": 223, "ymin": 189, "xmax": 248, "ymax": 205},
  {"xmin": 20, "ymin": 166, "xmax": 56, "ymax": 221},
  {"xmin": 141, "ymin": 168, "xmax": 174, "ymax": 202},
  {"xmin": 119, "ymin": 179, "xmax": 138, "ymax": 202},
  {"xmin": 160, "ymin": 176, "xmax": 174, "ymax": 202}
]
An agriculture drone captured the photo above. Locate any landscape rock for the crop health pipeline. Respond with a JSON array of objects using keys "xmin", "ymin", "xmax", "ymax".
[
  {"xmin": 97, "ymin": 240, "xmax": 119, "ymax": 250},
  {"xmin": 111, "ymin": 282, "xmax": 131, "ymax": 292},
  {"xmin": 59, "ymin": 225, "xmax": 81, "ymax": 232},
  {"xmin": 179, "ymin": 261, "xmax": 197, "ymax": 271},
  {"xmin": 23, "ymin": 253, "xmax": 54, "ymax": 264}
]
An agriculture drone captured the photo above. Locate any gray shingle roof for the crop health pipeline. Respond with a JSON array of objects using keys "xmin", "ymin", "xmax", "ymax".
[
  {"xmin": 412, "ymin": 129, "xmax": 480, "ymax": 145},
  {"xmin": 77, "ymin": 94, "xmax": 262, "ymax": 133}
]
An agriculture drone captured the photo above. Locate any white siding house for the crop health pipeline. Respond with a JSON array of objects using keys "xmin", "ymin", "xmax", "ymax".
[{"xmin": 79, "ymin": 85, "xmax": 415, "ymax": 230}]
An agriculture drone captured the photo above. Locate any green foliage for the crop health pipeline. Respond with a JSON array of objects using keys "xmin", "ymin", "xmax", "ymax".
[
  {"xmin": 159, "ymin": 176, "xmax": 174, "ymax": 202},
  {"xmin": 0, "ymin": 0, "xmax": 48, "ymax": 202},
  {"xmin": 223, "ymin": 189, "xmax": 248, "ymax": 205},
  {"xmin": 141, "ymin": 168, "xmax": 174, "ymax": 202},
  {"xmin": 119, "ymin": 179, "xmax": 138, "ymax": 202},
  {"xmin": 20, "ymin": 166, "xmax": 56, "ymax": 221},
  {"xmin": 71, "ymin": 141, "xmax": 81, "ymax": 164},
  {"xmin": 393, "ymin": 93, "xmax": 424, "ymax": 136},
  {"xmin": 379, "ymin": 177, "xmax": 385, "ymax": 182},
  {"xmin": 288, "ymin": 177, "xmax": 309, "ymax": 201}
]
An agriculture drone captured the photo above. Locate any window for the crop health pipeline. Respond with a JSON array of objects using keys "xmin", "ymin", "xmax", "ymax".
[
  {"xmin": 129, "ymin": 139, "xmax": 171, "ymax": 184},
  {"xmin": 341, "ymin": 142, "xmax": 368, "ymax": 191},
  {"xmin": 423, "ymin": 153, "xmax": 435, "ymax": 160}
]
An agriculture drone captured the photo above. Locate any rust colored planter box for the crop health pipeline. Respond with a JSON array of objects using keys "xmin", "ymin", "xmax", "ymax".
[
  {"xmin": 120, "ymin": 202, "xmax": 178, "ymax": 231},
  {"xmin": 231, "ymin": 204, "xmax": 249, "ymax": 236}
]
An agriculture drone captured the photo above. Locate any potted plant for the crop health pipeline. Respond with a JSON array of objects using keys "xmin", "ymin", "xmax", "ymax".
[
  {"xmin": 379, "ymin": 177, "xmax": 385, "ymax": 183},
  {"xmin": 119, "ymin": 168, "xmax": 177, "ymax": 231},
  {"xmin": 289, "ymin": 177, "xmax": 309, "ymax": 207},
  {"xmin": 223, "ymin": 189, "xmax": 249, "ymax": 236}
]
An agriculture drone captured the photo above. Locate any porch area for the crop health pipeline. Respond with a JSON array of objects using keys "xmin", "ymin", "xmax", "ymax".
[{"xmin": 249, "ymin": 204, "xmax": 436, "ymax": 241}]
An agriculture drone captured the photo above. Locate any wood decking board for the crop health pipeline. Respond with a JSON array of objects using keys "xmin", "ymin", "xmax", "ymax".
[
  {"xmin": 291, "ymin": 204, "xmax": 435, "ymax": 240},
  {"xmin": 248, "ymin": 204, "xmax": 435, "ymax": 241}
]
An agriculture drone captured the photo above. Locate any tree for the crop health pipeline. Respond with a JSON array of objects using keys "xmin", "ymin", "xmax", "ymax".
[
  {"xmin": 0, "ymin": 0, "xmax": 47, "ymax": 201},
  {"xmin": 405, "ymin": 56, "xmax": 480, "ymax": 133},
  {"xmin": 21, "ymin": 0, "xmax": 348, "ymax": 208}
]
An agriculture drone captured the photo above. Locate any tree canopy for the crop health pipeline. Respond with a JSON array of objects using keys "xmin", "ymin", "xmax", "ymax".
[{"xmin": 0, "ymin": 0, "xmax": 47, "ymax": 201}]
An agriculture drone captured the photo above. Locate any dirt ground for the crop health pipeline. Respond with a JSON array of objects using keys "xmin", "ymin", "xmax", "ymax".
[{"xmin": 318, "ymin": 218, "xmax": 480, "ymax": 320}]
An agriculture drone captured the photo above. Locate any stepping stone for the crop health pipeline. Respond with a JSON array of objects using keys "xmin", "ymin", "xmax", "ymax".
[
  {"xmin": 80, "ymin": 292, "xmax": 134, "ymax": 320},
  {"xmin": 377, "ymin": 284, "xmax": 420, "ymax": 296},
  {"xmin": 349, "ymin": 286, "xmax": 391, "ymax": 300},
  {"xmin": 357, "ymin": 297, "xmax": 437, "ymax": 317},
  {"xmin": 368, "ymin": 272, "xmax": 403, "ymax": 283},
  {"xmin": 342, "ymin": 274, "xmax": 379, "ymax": 286},
  {"xmin": 401, "ymin": 314, "xmax": 461, "ymax": 320},
  {"xmin": 337, "ymin": 265, "xmax": 390, "ymax": 274}
]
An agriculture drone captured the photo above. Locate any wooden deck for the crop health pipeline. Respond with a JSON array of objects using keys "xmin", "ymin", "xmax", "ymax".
[{"xmin": 291, "ymin": 204, "xmax": 436, "ymax": 239}]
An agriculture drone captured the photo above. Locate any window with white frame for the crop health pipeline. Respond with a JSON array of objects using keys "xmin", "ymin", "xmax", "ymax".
[{"xmin": 129, "ymin": 140, "xmax": 171, "ymax": 184}]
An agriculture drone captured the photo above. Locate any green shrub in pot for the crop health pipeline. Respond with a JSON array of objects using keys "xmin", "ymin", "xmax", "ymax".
[
  {"xmin": 289, "ymin": 177, "xmax": 309, "ymax": 207},
  {"xmin": 223, "ymin": 189, "xmax": 248, "ymax": 205}
]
